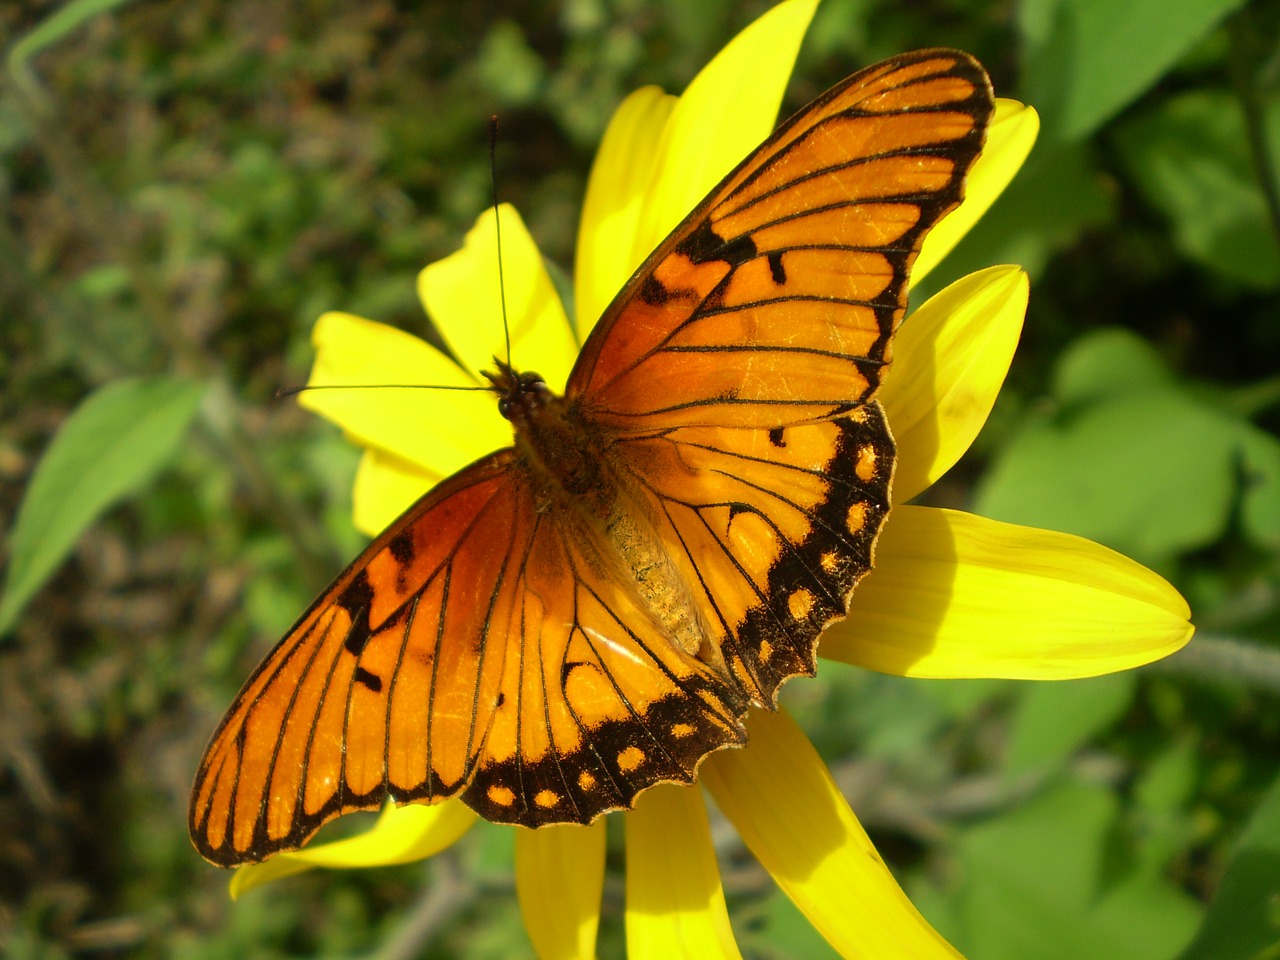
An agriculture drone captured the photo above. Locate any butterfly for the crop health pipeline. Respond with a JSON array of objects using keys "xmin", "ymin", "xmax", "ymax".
[{"xmin": 190, "ymin": 49, "xmax": 994, "ymax": 865}]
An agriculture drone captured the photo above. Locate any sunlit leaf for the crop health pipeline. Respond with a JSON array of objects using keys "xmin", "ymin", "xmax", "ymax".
[
  {"xmin": 1018, "ymin": 0, "xmax": 1247, "ymax": 141},
  {"xmin": 946, "ymin": 779, "xmax": 1201, "ymax": 960},
  {"xmin": 1112, "ymin": 90, "xmax": 1280, "ymax": 288},
  {"xmin": 1239, "ymin": 429, "xmax": 1280, "ymax": 548},
  {"xmin": 973, "ymin": 329, "xmax": 1273, "ymax": 563},
  {"xmin": 926, "ymin": 145, "xmax": 1112, "ymax": 290},
  {"xmin": 1051, "ymin": 328, "xmax": 1171, "ymax": 403},
  {"xmin": 0, "ymin": 377, "xmax": 206, "ymax": 636},
  {"xmin": 1005, "ymin": 673, "xmax": 1136, "ymax": 777}
]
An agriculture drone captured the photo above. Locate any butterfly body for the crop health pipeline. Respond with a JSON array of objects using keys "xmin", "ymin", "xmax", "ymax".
[
  {"xmin": 489, "ymin": 359, "xmax": 720, "ymax": 667},
  {"xmin": 191, "ymin": 50, "xmax": 994, "ymax": 865}
]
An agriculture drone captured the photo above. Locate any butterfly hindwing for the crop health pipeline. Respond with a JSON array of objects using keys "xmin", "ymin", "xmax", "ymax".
[
  {"xmin": 462, "ymin": 506, "xmax": 750, "ymax": 825},
  {"xmin": 608, "ymin": 403, "xmax": 895, "ymax": 705},
  {"xmin": 190, "ymin": 449, "xmax": 755, "ymax": 861}
]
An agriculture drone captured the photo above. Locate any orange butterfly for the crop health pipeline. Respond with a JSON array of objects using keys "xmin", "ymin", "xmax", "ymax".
[{"xmin": 191, "ymin": 50, "xmax": 994, "ymax": 865}]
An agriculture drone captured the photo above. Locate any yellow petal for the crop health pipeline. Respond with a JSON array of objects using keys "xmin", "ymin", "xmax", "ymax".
[
  {"xmin": 419, "ymin": 204, "xmax": 577, "ymax": 391},
  {"xmin": 229, "ymin": 800, "xmax": 476, "ymax": 899},
  {"xmin": 823, "ymin": 506, "xmax": 1195, "ymax": 678},
  {"xmin": 632, "ymin": 0, "xmax": 817, "ymax": 265},
  {"xmin": 302, "ymin": 310, "xmax": 507, "ymax": 477},
  {"xmin": 516, "ymin": 822, "xmax": 606, "ymax": 960},
  {"xmin": 604, "ymin": 0, "xmax": 814, "ymax": 308},
  {"xmin": 702, "ymin": 710, "xmax": 963, "ymax": 959},
  {"xmin": 912, "ymin": 99, "xmax": 1040, "ymax": 285},
  {"xmin": 624, "ymin": 784, "xmax": 742, "ymax": 960},
  {"xmin": 350, "ymin": 447, "xmax": 440, "ymax": 537},
  {"xmin": 883, "ymin": 266, "xmax": 1028, "ymax": 502},
  {"xmin": 576, "ymin": 85, "xmax": 676, "ymax": 338}
]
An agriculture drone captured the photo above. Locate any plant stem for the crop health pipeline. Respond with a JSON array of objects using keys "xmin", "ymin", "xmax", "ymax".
[
  {"xmin": 1150, "ymin": 633, "xmax": 1280, "ymax": 692},
  {"xmin": 373, "ymin": 851, "xmax": 475, "ymax": 960}
]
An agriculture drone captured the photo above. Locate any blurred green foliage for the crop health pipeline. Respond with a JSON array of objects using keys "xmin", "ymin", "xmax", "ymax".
[{"xmin": 1, "ymin": 0, "xmax": 1279, "ymax": 957}]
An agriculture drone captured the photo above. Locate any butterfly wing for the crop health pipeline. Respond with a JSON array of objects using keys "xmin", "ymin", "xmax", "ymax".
[
  {"xmin": 605, "ymin": 408, "xmax": 894, "ymax": 707},
  {"xmin": 563, "ymin": 52, "xmax": 992, "ymax": 707},
  {"xmin": 190, "ymin": 454, "xmax": 523, "ymax": 864},
  {"xmin": 459, "ymin": 496, "xmax": 750, "ymax": 826},
  {"xmin": 569, "ymin": 49, "xmax": 993, "ymax": 430},
  {"xmin": 190, "ymin": 450, "xmax": 750, "ymax": 862},
  {"xmin": 470, "ymin": 52, "xmax": 992, "ymax": 820}
]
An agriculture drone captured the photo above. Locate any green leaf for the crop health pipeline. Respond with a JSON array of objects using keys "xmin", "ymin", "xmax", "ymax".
[
  {"xmin": 1133, "ymin": 739, "xmax": 1200, "ymax": 872},
  {"xmin": 1018, "ymin": 0, "xmax": 1247, "ymax": 141},
  {"xmin": 1111, "ymin": 90, "xmax": 1280, "ymax": 288},
  {"xmin": 964, "ymin": 781, "xmax": 1112, "ymax": 919},
  {"xmin": 476, "ymin": 21, "xmax": 547, "ymax": 106},
  {"xmin": 1006, "ymin": 674, "xmax": 1136, "ymax": 777},
  {"xmin": 1176, "ymin": 773, "xmax": 1280, "ymax": 960},
  {"xmin": 467, "ymin": 820, "xmax": 517, "ymax": 876},
  {"xmin": 0, "ymin": 377, "xmax": 206, "ymax": 636},
  {"xmin": 1051, "ymin": 329, "xmax": 1171, "ymax": 405},
  {"xmin": 952, "ymin": 780, "xmax": 1200, "ymax": 960},
  {"xmin": 921, "ymin": 145, "xmax": 1113, "ymax": 291},
  {"xmin": 747, "ymin": 888, "xmax": 842, "ymax": 960},
  {"xmin": 976, "ymin": 328, "xmax": 1280, "ymax": 559},
  {"xmin": 973, "ymin": 386, "xmax": 1237, "ymax": 563},
  {"xmin": 1238, "ymin": 426, "xmax": 1280, "ymax": 549},
  {"xmin": 1085, "ymin": 873, "xmax": 1203, "ymax": 960},
  {"xmin": 7, "ymin": 0, "xmax": 142, "ymax": 99}
]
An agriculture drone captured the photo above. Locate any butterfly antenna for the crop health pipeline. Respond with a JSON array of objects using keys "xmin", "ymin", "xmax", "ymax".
[
  {"xmin": 276, "ymin": 383, "xmax": 488, "ymax": 400},
  {"xmin": 489, "ymin": 115, "xmax": 513, "ymax": 369}
]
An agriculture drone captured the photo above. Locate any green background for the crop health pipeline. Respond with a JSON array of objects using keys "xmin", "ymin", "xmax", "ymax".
[{"xmin": 2, "ymin": 0, "xmax": 1279, "ymax": 957}]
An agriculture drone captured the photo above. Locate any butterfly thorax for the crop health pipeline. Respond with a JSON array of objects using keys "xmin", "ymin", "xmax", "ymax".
[
  {"xmin": 486, "ymin": 360, "xmax": 723, "ymax": 673},
  {"xmin": 486, "ymin": 361, "xmax": 607, "ymax": 506}
]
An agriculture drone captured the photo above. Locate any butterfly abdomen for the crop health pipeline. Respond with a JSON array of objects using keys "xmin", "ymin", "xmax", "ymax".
[{"xmin": 598, "ymin": 488, "xmax": 726, "ymax": 669}]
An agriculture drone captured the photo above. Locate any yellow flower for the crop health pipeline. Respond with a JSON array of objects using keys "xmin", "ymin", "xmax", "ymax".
[{"xmin": 231, "ymin": 1, "xmax": 1194, "ymax": 956}]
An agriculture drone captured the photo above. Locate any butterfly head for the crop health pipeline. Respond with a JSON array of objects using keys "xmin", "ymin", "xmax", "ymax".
[{"xmin": 484, "ymin": 359, "xmax": 552, "ymax": 425}]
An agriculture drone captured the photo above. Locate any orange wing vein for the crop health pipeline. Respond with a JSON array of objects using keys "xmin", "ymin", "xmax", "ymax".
[
  {"xmin": 608, "ymin": 405, "xmax": 895, "ymax": 708},
  {"xmin": 460, "ymin": 498, "xmax": 750, "ymax": 825}
]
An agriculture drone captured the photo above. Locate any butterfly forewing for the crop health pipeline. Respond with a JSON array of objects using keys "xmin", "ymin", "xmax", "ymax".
[
  {"xmin": 191, "ymin": 49, "xmax": 995, "ymax": 865},
  {"xmin": 190, "ymin": 455, "xmax": 523, "ymax": 864},
  {"xmin": 569, "ymin": 50, "xmax": 993, "ymax": 431}
]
